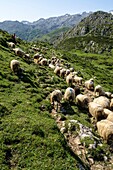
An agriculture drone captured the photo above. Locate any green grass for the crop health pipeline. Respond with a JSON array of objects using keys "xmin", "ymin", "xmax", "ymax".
[
  {"xmin": 0, "ymin": 30, "xmax": 87, "ymax": 170},
  {"xmin": 57, "ymin": 35, "xmax": 113, "ymax": 54},
  {"xmin": 0, "ymin": 29, "xmax": 113, "ymax": 169}
]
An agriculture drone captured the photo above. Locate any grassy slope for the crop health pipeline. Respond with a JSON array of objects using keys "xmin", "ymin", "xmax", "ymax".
[
  {"xmin": 0, "ymin": 32, "xmax": 88, "ymax": 170},
  {"xmin": 37, "ymin": 27, "xmax": 69, "ymax": 43},
  {"xmin": 59, "ymin": 48, "xmax": 113, "ymax": 92},
  {"xmin": 57, "ymin": 35, "xmax": 113, "ymax": 54},
  {"xmin": 1, "ymin": 30, "xmax": 113, "ymax": 169}
]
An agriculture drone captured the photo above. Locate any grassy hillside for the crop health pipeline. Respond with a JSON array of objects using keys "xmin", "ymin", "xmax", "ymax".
[
  {"xmin": 57, "ymin": 35, "xmax": 113, "ymax": 54},
  {"xmin": 37, "ymin": 27, "xmax": 69, "ymax": 43},
  {"xmin": 0, "ymin": 30, "xmax": 89, "ymax": 170},
  {"xmin": 0, "ymin": 29, "xmax": 113, "ymax": 170}
]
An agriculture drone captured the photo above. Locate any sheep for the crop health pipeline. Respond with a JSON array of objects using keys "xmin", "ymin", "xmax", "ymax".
[
  {"xmin": 49, "ymin": 63, "xmax": 55, "ymax": 69},
  {"xmin": 72, "ymin": 85, "xmax": 81, "ymax": 96},
  {"xmin": 65, "ymin": 69, "xmax": 70, "ymax": 76},
  {"xmin": 72, "ymin": 71, "xmax": 78, "ymax": 76},
  {"xmin": 55, "ymin": 58, "xmax": 60, "ymax": 65},
  {"xmin": 7, "ymin": 42, "xmax": 15, "ymax": 48},
  {"xmin": 24, "ymin": 53, "xmax": 31, "ymax": 61},
  {"xmin": 93, "ymin": 96, "xmax": 110, "ymax": 109},
  {"xmin": 88, "ymin": 102, "xmax": 104, "ymax": 122},
  {"xmin": 106, "ymin": 111, "xmax": 113, "ymax": 122},
  {"xmin": 97, "ymin": 119, "xmax": 113, "ymax": 142},
  {"xmin": 76, "ymin": 94, "xmax": 91, "ymax": 109},
  {"xmin": 33, "ymin": 53, "xmax": 42, "ymax": 59},
  {"xmin": 84, "ymin": 78, "xmax": 94, "ymax": 90},
  {"xmin": 74, "ymin": 75, "xmax": 83, "ymax": 85},
  {"xmin": 32, "ymin": 46, "xmax": 41, "ymax": 52},
  {"xmin": 51, "ymin": 57, "xmax": 57, "ymax": 65},
  {"xmin": 10, "ymin": 59, "xmax": 20, "ymax": 73},
  {"xmin": 33, "ymin": 53, "xmax": 42, "ymax": 64},
  {"xmin": 38, "ymin": 56, "xmax": 43, "ymax": 63},
  {"xmin": 103, "ymin": 108, "xmax": 113, "ymax": 118},
  {"xmin": 51, "ymin": 56, "xmax": 57, "ymax": 61},
  {"xmin": 13, "ymin": 48, "xmax": 25, "ymax": 57},
  {"xmin": 66, "ymin": 74, "xmax": 74, "ymax": 86},
  {"xmin": 50, "ymin": 90, "xmax": 62, "ymax": 112},
  {"xmin": 105, "ymin": 92, "xmax": 112, "ymax": 98},
  {"xmin": 54, "ymin": 66, "xmax": 62, "ymax": 76},
  {"xmin": 110, "ymin": 98, "xmax": 113, "ymax": 110},
  {"xmin": 94, "ymin": 85, "xmax": 105, "ymax": 97},
  {"xmin": 60, "ymin": 68, "xmax": 66, "ymax": 78},
  {"xmin": 51, "ymin": 60, "xmax": 56, "ymax": 65},
  {"xmin": 69, "ymin": 67, "xmax": 74, "ymax": 72},
  {"xmin": 34, "ymin": 58, "xmax": 38, "ymax": 64},
  {"xmin": 39, "ymin": 58, "xmax": 48, "ymax": 66},
  {"xmin": 64, "ymin": 87, "xmax": 75, "ymax": 102}
]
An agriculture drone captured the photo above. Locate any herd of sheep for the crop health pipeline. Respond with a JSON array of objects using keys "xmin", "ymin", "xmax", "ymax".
[{"xmin": 9, "ymin": 41, "xmax": 113, "ymax": 145}]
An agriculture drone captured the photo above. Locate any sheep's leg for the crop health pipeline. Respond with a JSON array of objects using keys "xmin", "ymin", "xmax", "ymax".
[{"xmin": 56, "ymin": 102, "xmax": 58, "ymax": 112}]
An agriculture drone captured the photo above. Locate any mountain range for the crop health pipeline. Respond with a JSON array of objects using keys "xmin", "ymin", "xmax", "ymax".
[{"xmin": 0, "ymin": 12, "xmax": 92, "ymax": 42}]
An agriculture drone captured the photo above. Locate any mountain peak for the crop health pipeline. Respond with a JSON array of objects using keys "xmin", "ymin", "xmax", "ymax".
[
  {"xmin": 109, "ymin": 10, "xmax": 113, "ymax": 15},
  {"xmin": 21, "ymin": 21, "xmax": 31, "ymax": 25},
  {"xmin": 64, "ymin": 14, "xmax": 70, "ymax": 17}
]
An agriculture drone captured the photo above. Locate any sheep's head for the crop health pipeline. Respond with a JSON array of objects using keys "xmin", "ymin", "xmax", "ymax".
[{"xmin": 94, "ymin": 85, "xmax": 102, "ymax": 96}]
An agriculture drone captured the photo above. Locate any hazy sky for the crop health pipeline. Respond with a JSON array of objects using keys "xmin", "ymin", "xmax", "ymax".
[{"xmin": 0, "ymin": 0, "xmax": 113, "ymax": 22}]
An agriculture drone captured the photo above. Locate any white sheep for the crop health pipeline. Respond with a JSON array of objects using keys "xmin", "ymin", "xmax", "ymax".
[
  {"xmin": 94, "ymin": 85, "xmax": 105, "ymax": 97},
  {"xmin": 13, "ymin": 48, "xmax": 25, "ymax": 57},
  {"xmin": 97, "ymin": 119, "xmax": 113, "ymax": 142},
  {"xmin": 76, "ymin": 94, "xmax": 91, "ymax": 109},
  {"xmin": 60, "ymin": 68, "xmax": 66, "ymax": 78},
  {"xmin": 51, "ymin": 56, "xmax": 57, "ymax": 61},
  {"xmin": 50, "ymin": 90, "xmax": 62, "ymax": 112},
  {"xmin": 103, "ymin": 108, "xmax": 113, "ymax": 118},
  {"xmin": 66, "ymin": 74, "xmax": 74, "ymax": 86},
  {"xmin": 72, "ymin": 71, "xmax": 78, "ymax": 76},
  {"xmin": 69, "ymin": 67, "xmax": 74, "ymax": 72},
  {"xmin": 24, "ymin": 53, "xmax": 31, "ymax": 63},
  {"xmin": 10, "ymin": 59, "xmax": 20, "ymax": 73},
  {"xmin": 7, "ymin": 42, "xmax": 15, "ymax": 48},
  {"xmin": 39, "ymin": 58, "xmax": 48, "ymax": 66},
  {"xmin": 32, "ymin": 47, "xmax": 41, "ymax": 52},
  {"xmin": 33, "ymin": 53, "xmax": 41, "ymax": 59},
  {"xmin": 84, "ymin": 78, "xmax": 94, "ymax": 90},
  {"xmin": 74, "ymin": 75, "xmax": 83, "ymax": 85},
  {"xmin": 105, "ymin": 92, "xmax": 112, "ymax": 98},
  {"xmin": 65, "ymin": 69, "xmax": 70, "ymax": 76},
  {"xmin": 106, "ymin": 111, "xmax": 113, "ymax": 122},
  {"xmin": 93, "ymin": 96, "xmax": 110, "ymax": 109},
  {"xmin": 64, "ymin": 87, "xmax": 75, "ymax": 102},
  {"xmin": 37, "ymin": 56, "xmax": 43, "ymax": 64},
  {"xmin": 33, "ymin": 53, "xmax": 42, "ymax": 64},
  {"xmin": 54, "ymin": 66, "xmax": 62, "ymax": 76},
  {"xmin": 49, "ymin": 63, "xmax": 55, "ymax": 69},
  {"xmin": 88, "ymin": 102, "xmax": 104, "ymax": 122}
]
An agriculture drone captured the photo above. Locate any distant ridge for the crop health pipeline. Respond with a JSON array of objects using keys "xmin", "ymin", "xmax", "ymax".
[
  {"xmin": 0, "ymin": 12, "xmax": 92, "ymax": 41},
  {"xmin": 57, "ymin": 11, "xmax": 113, "ymax": 54},
  {"xmin": 61, "ymin": 11, "xmax": 113, "ymax": 39}
]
